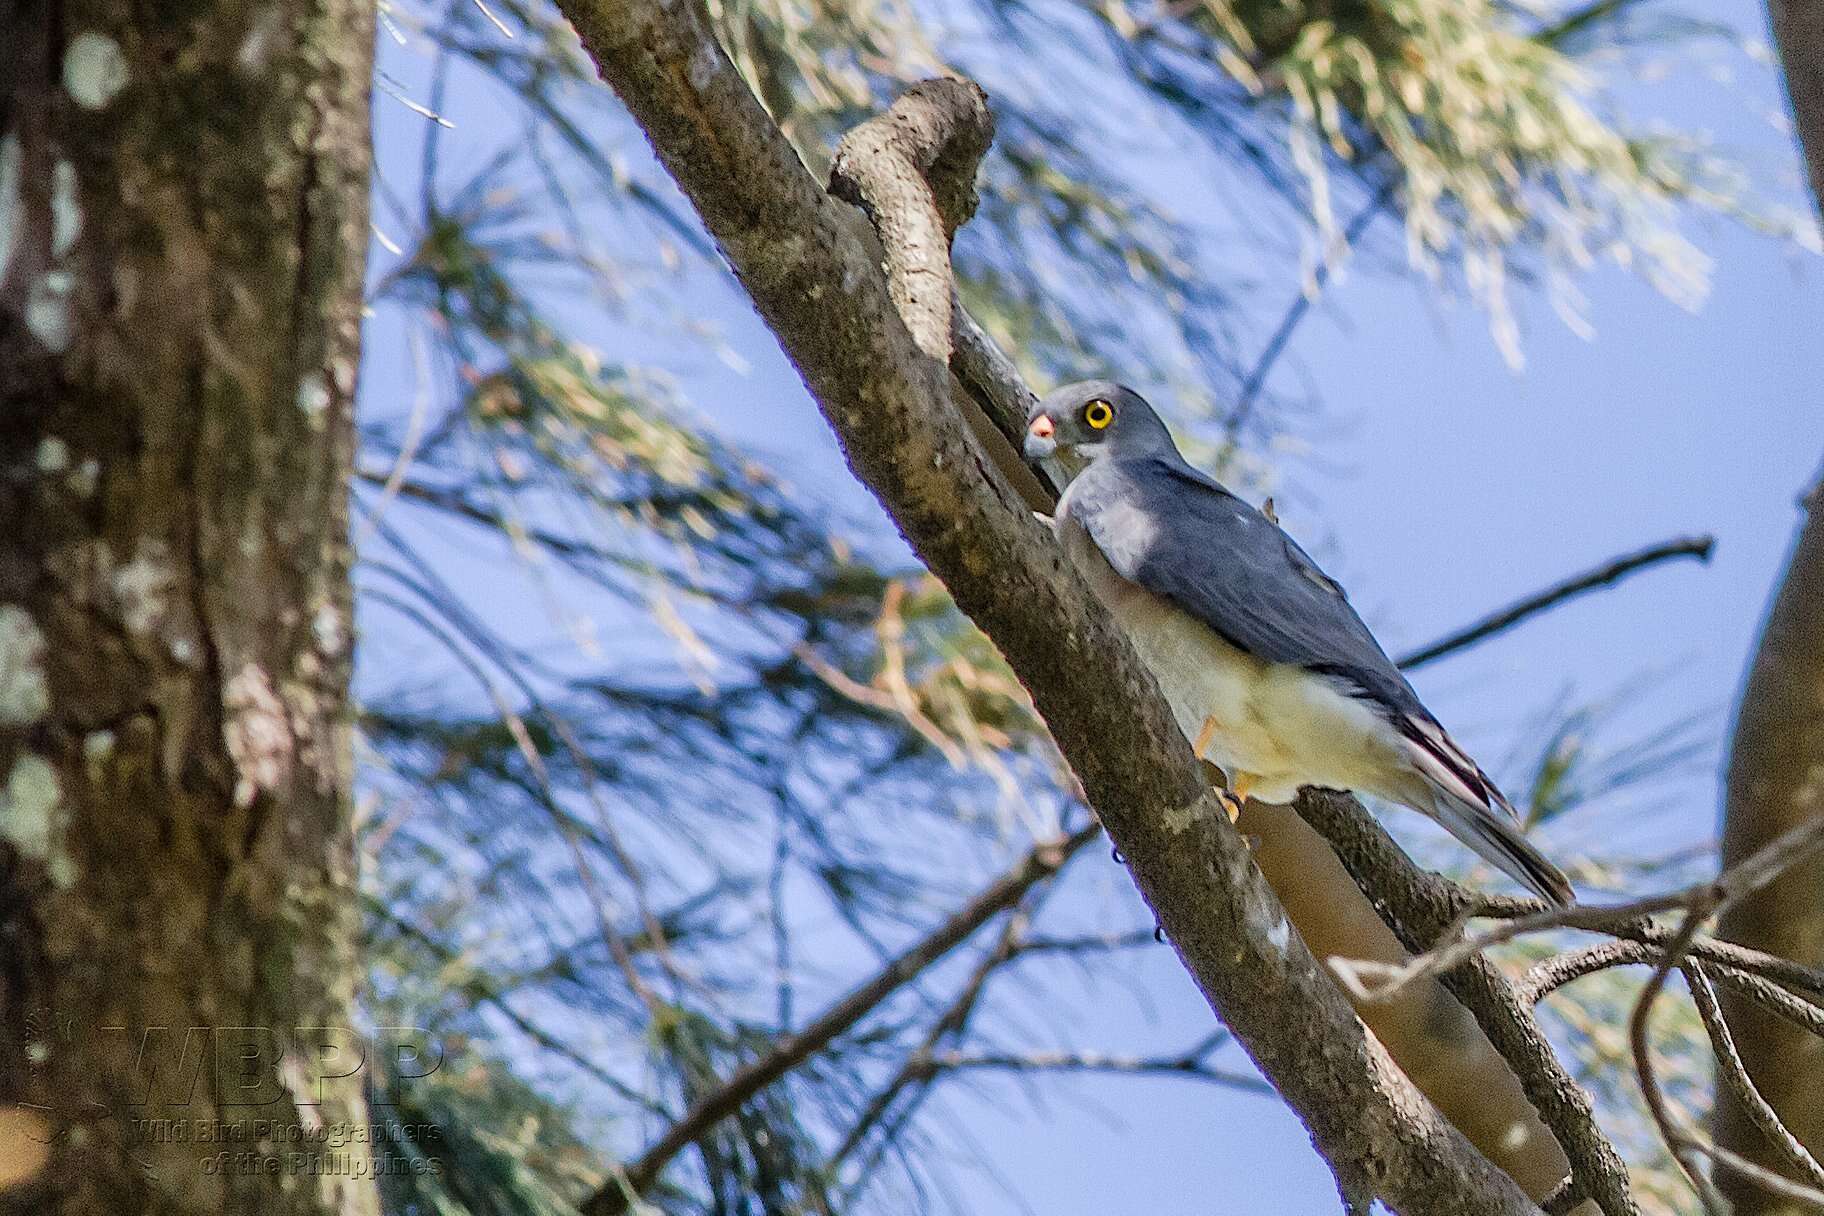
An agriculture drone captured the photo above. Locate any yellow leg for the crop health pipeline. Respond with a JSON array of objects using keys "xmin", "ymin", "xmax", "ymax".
[
  {"xmin": 1192, "ymin": 714, "xmax": 1220, "ymax": 760},
  {"xmin": 1192, "ymin": 717, "xmax": 1248, "ymax": 822},
  {"xmin": 1219, "ymin": 772, "xmax": 1255, "ymax": 823}
]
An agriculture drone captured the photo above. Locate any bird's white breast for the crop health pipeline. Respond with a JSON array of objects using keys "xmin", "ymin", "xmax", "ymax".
[{"xmin": 1052, "ymin": 512, "xmax": 1404, "ymax": 804}]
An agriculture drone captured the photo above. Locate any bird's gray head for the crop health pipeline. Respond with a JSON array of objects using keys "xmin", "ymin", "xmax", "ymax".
[{"xmin": 1023, "ymin": 380, "xmax": 1175, "ymax": 464}]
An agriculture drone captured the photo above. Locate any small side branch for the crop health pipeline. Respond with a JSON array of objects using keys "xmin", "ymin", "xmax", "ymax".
[
  {"xmin": 1325, "ymin": 811, "xmax": 1824, "ymax": 1214},
  {"xmin": 828, "ymin": 80, "xmax": 993, "ymax": 361},
  {"xmin": 581, "ymin": 826, "xmax": 1098, "ymax": 1216},
  {"xmin": 1396, "ymin": 534, "xmax": 1716, "ymax": 671}
]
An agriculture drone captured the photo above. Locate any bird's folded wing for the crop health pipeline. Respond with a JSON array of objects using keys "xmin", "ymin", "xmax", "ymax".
[{"xmin": 1071, "ymin": 455, "xmax": 1426, "ymax": 724}]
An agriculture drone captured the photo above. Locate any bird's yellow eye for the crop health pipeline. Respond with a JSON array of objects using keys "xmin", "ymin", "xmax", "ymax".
[{"xmin": 1084, "ymin": 400, "xmax": 1114, "ymax": 429}]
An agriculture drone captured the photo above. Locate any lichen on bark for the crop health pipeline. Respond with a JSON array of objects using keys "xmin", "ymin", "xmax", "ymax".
[{"xmin": 0, "ymin": 0, "xmax": 381, "ymax": 1210}]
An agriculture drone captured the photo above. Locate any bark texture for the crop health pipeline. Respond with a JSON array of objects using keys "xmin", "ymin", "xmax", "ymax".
[
  {"xmin": 1770, "ymin": 0, "xmax": 1824, "ymax": 212},
  {"xmin": 0, "ymin": 0, "xmax": 379, "ymax": 1212},
  {"xmin": 1715, "ymin": 469, "xmax": 1824, "ymax": 1212},
  {"xmin": 1713, "ymin": 0, "xmax": 1824, "ymax": 1204},
  {"xmin": 1238, "ymin": 800, "xmax": 1574, "ymax": 1199},
  {"xmin": 559, "ymin": 9, "xmax": 1542, "ymax": 1211}
]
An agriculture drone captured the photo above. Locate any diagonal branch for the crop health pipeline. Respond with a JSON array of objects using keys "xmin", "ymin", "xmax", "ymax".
[
  {"xmin": 1715, "ymin": 461, "xmax": 1824, "ymax": 1208},
  {"xmin": 830, "ymin": 902, "xmax": 1033, "ymax": 1168},
  {"xmin": 923, "ymin": 1045, "xmax": 1275, "ymax": 1094},
  {"xmin": 557, "ymin": 14, "xmax": 1544, "ymax": 1209},
  {"xmin": 1395, "ymin": 534, "xmax": 1716, "ymax": 671},
  {"xmin": 1295, "ymin": 789, "xmax": 1639, "ymax": 1216},
  {"xmin": 581, "ymin": 825, "xmax": 1099, "ymax": 1215}
]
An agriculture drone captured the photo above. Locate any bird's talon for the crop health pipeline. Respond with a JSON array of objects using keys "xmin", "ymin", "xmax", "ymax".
[{"xmin": 1153, "ymin": 923, "xmax": 1166, "ymax": 944}]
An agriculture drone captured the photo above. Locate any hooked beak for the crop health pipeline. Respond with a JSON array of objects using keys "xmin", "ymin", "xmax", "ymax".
[{"xmin": 1023, "ymin": 413, "xmax": 1057, "ymax": 461}]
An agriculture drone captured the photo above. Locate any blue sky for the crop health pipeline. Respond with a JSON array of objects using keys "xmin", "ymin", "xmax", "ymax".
[{"xmin": 358, "ymin": 0, "xmax": 1822, "ymax": 1208}]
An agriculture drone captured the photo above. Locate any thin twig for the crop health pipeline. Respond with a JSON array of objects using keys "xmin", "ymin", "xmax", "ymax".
[
  {"xmin": 1522, "ymin": 938, "xmax": 1824, "ymax": 1037},
  {"xmin": 1334, "ymin": 816, "xmax": 1824, "ymax": 1006},
  {"xmin": 1629, "ymin": 907, "xmax": 1729, "ymax": 1214},
  {"xmin": 922, "ymin": 1046, "xmax": 1273, "ymax": 1094},
  {"xmin": 1626, "ymin": 912, "xmax": 1824, "ymax": 1212},
  {"xmin": 1396, "ymin": 535, "xmax": 1716, "ymax": 671},
  {"xmin": 579, "ymin": 826, "xmax": 1099, "ymax": 1216},
  {"xmin": 1685, "ymin": 962, "xmax": 1824, "ymax": 1194},
  {"xmin": 1329, "ymin": 891, "xmax": 1691, "ymax": 1005}
]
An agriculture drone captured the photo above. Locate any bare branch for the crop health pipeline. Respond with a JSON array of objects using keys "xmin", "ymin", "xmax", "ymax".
[
  {"xmin": 950, "ymin": 301, "xmax": 1039, "ymax": 453},
  {"xmin": 923, "ymin": 1046, "xmax": 1275, "ymax": 1094},
  {"xmin": 830, "ymin": 901, "xmax": 1036, "ymax": 1167},
  {"xmin": 1685, "ymin": 962, "xmax": 1824, "ymax": 1195},
  {"xmin": 1625, "ymin": 907, "xmax": 1824, "ymax": 1213},
  {"xmin": 1321, "ymin": 808, "xmax": 1824, "ymax": 1213},
  {"xmin": 581, "ymin": 826, "xmax": 1099, "ymax": 1215},
  {"xmin": 1629, "ymin": 907, "xmax": 1730, "ymax": 1213},
  {"xmin": 1330, "ymin": 892, "xmax": 1693, "ymax": 1005},
  {"xmin": 827, "ymin": 79, "xmax": 992, "ymax": 361},
  {"xmin": 1338, "ymin": 816, "xmax": 1824, "ymax": 1007},
  {"xmin": 1522, "ymin": 938, "xmax": 1824, "ymax": 1051},
  {"xmin": 1395, "ymin": 535, "xmax": 1716, "ymax": 671}
]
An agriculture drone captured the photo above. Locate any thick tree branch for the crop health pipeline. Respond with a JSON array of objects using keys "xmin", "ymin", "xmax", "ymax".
[
  {"xmin": 827, "ymin": 79, "xmax": 991, "ymax": 361},
  {"xmin": 1296, "ymin": 790, "xmax": 1639, "ymax": 1216},
  {"xmin": 1770, "ymin": 0, "xmax": 1824, "ymax": 217},
  {"xmin": 559, "ymin": 14, "xmax": 1541, "ymax": 1209}
]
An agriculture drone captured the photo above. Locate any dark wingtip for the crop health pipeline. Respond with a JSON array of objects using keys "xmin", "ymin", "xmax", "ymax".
[{"xmin": 1513, "ymin": 836, "xmax": 1576, "ymax": 906}]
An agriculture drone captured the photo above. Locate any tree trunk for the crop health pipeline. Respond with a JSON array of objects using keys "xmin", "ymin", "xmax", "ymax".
[
  {"xmin": 0, "ymin": 0, "xmax": 379, "ymax": 1212},
  {"xmin": 1713, "ymin": 0, "xmax": 1824, "ymax": 1205},
  {"xmin": 1714, "ymin": 467, "xmax": 1824, "ymax": 1212}
]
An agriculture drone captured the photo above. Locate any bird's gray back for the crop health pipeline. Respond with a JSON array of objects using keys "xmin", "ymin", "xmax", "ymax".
[{"xmin": 1063, "ymin": 453, "xmax": 1427, "ymax": 722}]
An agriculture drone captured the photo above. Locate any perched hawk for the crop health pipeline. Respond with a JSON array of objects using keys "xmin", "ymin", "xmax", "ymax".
[{"xmin": 1025, "ymin": 379, "xmax": 1572, "ymax": 905}]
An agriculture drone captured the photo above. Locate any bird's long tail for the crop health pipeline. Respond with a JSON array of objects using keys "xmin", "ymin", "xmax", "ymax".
[
  {"xmin": 1399, "ymin": 723, "xmax": 1575, "ymax": 906},
  {"xmin": 1429, "ymin": 794, "xmax": 1574, "ymax": 906}
]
